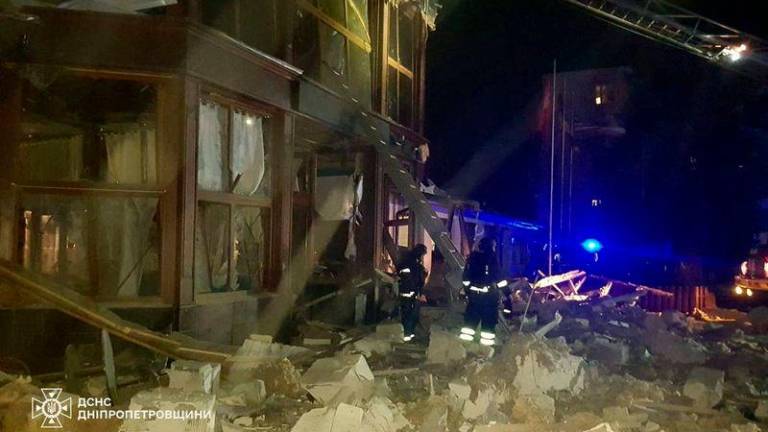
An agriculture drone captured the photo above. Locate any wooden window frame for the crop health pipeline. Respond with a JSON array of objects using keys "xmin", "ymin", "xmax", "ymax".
[
  {"xmin": 5, "ymin": 68, "xmax": 176, "ymax": 305},
  {"xmin": 297, "ymin": 0, "xmax": 374, "ymax": 102},
  {"xmin": 297, "ymin": 0, "xmax": 372, "ymax": 53},
  {"xmin": 384, "ymin": 3, "xmax": 417, "ymax": 126},
  {"xmin": 195, "ymin": 93, "xmax": 274, "ymax": 296}
]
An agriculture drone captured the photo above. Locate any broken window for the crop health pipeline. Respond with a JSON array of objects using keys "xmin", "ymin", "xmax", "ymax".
[
  {"xmin": 194, "ymin": 202, "xmax": 231, "ymax": 293},
  {"xmin": 386, "ymin": 189, "xmax": 410, "ymax": 248},
  {"xmin": 197, "ymin": 99, "xmax": 270, "ymax": 196},
  {"xmin": 294, "ymin": 0, "xmax": 372, "ymax": 108},
  {"xmin": 294, "ymin": 156, "xmax": 312, "ymax": 193},
  {"xmin": 387, "ymin": 4, "xmax": 416, "ymax": 127},
  {"xmin": 194, "ymin": 203, "xmax": 270, "ymax": 294},
  {"xmin": 18, "ymin": 194, "xmax": 160, "ymax": 298},
  {"xmin": 201, "ymin": 0, "xmax": 281, "ymax": 57},
  {"xmin": 18, "ymin": 71, "xmax": 158, "ymax": 185},
  {"xmin": 194, "ymin": 96, "xmax": 272, "ymax": 295},
  {"xmin": 233, "ymin": 206, "xmax": 270, "ymax": 292}
]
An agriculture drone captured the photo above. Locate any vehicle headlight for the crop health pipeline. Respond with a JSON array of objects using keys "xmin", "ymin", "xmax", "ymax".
[
  {"xmin": 747, "ymin": 289, "xmax": 754, "ymax": 297},
  {"xmin": 741, "ymin": 261, "xmax": 749, "ymax": 275},
  {"xmin": 764, "ymin": 261, "xmax": 768, "ymax": 275},
  {"xmin": 735, "ymin": 286, "xmax": 744, "ymax": 295}
]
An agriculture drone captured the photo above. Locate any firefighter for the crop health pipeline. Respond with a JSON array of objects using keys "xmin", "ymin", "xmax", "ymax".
[
  {"xmin": 459, "ymin": 237, "xmax": 507, "ymax": 346},
  {"xmin": 397, "ymin": 244, "xmax": 428, "ymax": 342}
]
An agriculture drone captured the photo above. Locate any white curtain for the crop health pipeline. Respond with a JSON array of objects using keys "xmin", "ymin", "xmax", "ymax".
[
  {"xmin": 105, "ymin": 129, "xmax": 156, "ymax": 184},
  {"xmin": 198, "ymin": 102, "xmax": 225, "ymax": 191},
  {"xmin": 231, "ymin": 113, "xmax": 265, "ymax": 196},
  {"xmin": 21, "ymin": 136, "xmax": 83, "ymax": 181},
  {"xmin": 315, "ymin": 174, "xmax": 356, "ymax": 221},
  {"xmin": 344, "ymin": 175, "xmax": 364, "ymax": 260},
  {"xmin": 95, "ymin": 198, "xmax": 157, "ymax": 297}
]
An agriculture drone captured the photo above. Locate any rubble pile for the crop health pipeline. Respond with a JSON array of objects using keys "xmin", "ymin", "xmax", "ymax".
[{"xmin": 4, "ymin": 277, "xmax": 768, "ymax": 432}]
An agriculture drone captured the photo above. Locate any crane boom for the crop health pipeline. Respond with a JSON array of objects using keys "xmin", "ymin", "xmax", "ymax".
[{"xmin": 561, "ymin": 0, "xmax": 768, "ymax": 77}]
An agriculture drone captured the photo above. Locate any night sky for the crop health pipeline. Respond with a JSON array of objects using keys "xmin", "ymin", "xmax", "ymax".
[{"xmin": 424, "ymin": 0, "xmax": 768, "ymax": 275}]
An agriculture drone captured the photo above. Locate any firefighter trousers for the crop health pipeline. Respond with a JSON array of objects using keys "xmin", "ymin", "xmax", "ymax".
[
  {"xmin": 464, "ymin": 291, "xmax": 499, "ymax": 332},
  {"xmin": 400, "ymin": 299, "xmax": 419, "ymax": 336}
]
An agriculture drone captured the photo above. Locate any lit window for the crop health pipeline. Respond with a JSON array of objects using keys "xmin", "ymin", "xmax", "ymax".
[
  {"xmin": 595, "ymin": 84, "xmax": 607, "ymax": 106},
  {"xmin": 591, "ymin": 198, "xmax": 602, "ymax": 207}
]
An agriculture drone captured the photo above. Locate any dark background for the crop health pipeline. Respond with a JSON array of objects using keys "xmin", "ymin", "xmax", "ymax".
[{"xmin": 424, "ymin": 0, "xmax": 768, "ymax": 279}]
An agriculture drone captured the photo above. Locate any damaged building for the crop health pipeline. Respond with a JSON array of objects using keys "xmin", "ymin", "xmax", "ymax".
[{"xmin": 0, "ymin": 0, "xmax": 446, "ymax": 369}]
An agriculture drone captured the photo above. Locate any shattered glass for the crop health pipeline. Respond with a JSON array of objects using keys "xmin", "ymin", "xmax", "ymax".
[
  {"xmin": 19, "ymin": 194, "xmax": 160, "ymax": 297},
  {"xmin": 194, "ymin": 202, "xmax": 230, "ymax": 293},
  {"xmin": 233, "ymin": 206, "xmax": 270, "ymax": 292},
  {"xmin": 19, "ymin": 71, "xmax": 158, "ymax": 185}
]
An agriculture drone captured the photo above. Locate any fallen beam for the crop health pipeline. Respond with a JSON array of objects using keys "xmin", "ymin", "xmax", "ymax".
[{"xmin": 0, "ymin": 261, "xmax": 234, "ymax": 364}]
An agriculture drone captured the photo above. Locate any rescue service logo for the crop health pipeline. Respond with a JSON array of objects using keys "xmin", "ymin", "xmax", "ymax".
[{"xmin": 31, "ymin": 388, "xmax": 72, "ymax": 428}]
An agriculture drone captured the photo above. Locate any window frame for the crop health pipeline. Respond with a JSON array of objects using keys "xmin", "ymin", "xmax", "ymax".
[
  {"xmin": 194, "ymin": 92, "xmax": 274, "ymax": 296},
  {"xmin": 384, "ymin": 2, "xmax": 417, "ymax": 127},
  {"xmin": 14, "ymin": 68, "xmax": 168, "ymax": 189},
  {"xmin": 4, "ymin": 68, "xmax": 174, "ymax": 304},
  {"xmin": 296, "ymin": 0, "xmax": 373, "ymax": 103}
]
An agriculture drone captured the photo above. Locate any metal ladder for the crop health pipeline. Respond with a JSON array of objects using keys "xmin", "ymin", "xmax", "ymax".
[{"xmin": 372, "ymin": 140, "xmax": 466, "ymax": 300}]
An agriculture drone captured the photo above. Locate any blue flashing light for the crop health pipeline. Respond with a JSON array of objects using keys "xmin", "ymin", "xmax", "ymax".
[{"xmin": 581, "ymin": 238, "xmax": 603, "ymax": 253}]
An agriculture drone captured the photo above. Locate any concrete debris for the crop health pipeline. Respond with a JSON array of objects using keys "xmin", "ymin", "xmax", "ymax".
[
  {"xmin": 730, "ymin": 424, "xmax": 763, "ymax": 432},
  {"xmin": 290, "ymin": 403, "xmax": 364, "ymax": 432},
  {"xmin": 426, "ymin": 328, "xmax": 467, "ymax": 364},
  {"xmin": 587, "ymin": 336, "xmax": 630, "ymax": 366},
  {"xmin": 755, "ymin": 400, "xmax": 768, "ymax": 420},
  {"xmin": 411, "ymin": 396, "xmax": 450, "ymax": 432},
  {"xmin": 583, "ymin": 424, "xmax": 616, "ymax": 432},
  {"xmin": 504, "ymin": 335, "xmax": 586, "ymax": 396},
  {"xmin": 643, "ymin": 313, "xmax": 667, "ymax": 332},
  {"xmin": 225, "ymin": 357, "xmax": 303, "ymax": 398},
  {"xmin": 376, "ymin": 322, "xmax": 405, "ymax": 341},
  {"xmin": 601, "ymin": 405, "xmax": 648, "ymax": 429},
  {"xmin": 683, "ymin": 367, "xmax": 724, "ymax": 408},
  {"xmin": 12, "ymin": 268, "xmax": 768, "ymax": 432},
  {"xmin": 748, "ymin": 306, "xmax": 768, "ymax": 332},
  {"xmin": 218, "ymin": 379, "xmax": 266, "ymax": 406},
  {"xmin": 166, "ymin": 360, "xmax": 221, "ymax": 395},
  {"xmin": 348, "ymin": 335, "xmax": 393, "ymax": 357},
  {"xmin": 120, "ymin": 387, "xmax": 216, "ymax": 432},
  {"xmin": 662, "ymin": 310, "xmax": 688, "ymax": 329},
  {"xmin": 361, "ymin": 396, "xmax": 411, "ymax": 432},
  {"xmin": 302, "ymin": 354, "xmax": 375, "ymax": 405},
  {"xmin": 560, "ymin": 411, "xmax": 606, "ymax": 432},
  {"xmin": 643, "ymin": 329, "xmax": 708, "ymax": 364},
  {"xmin": 472, "ymin": 425, "xmax": 529, "ymax": 432},
  {"xmin": 511, "ymin": 392, "xmax": 556, "ymax": 423},
  {"xmin": 228, "ymin": 336, "xmax": 311, "ymax": 370},
  {"xmin": 534, "ymin": 311, "xmax": 563, "ymax": 338},
  {"xmin": 1, "ymin": 380, "xmax": 66, "ymax": 432},
  {"xmin": 460, "ymin": 387, "xmax": 495, "ymax": 420},
  {"xmin": 84, "ymin": 375, "xmax": 108, "ymax": 397}
]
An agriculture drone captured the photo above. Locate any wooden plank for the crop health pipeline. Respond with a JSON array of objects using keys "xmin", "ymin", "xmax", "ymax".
[
  {"xmin": 0, "ymin": 261, "xmax": 234, "ymax": 363},
  {"xmin": 179, "ymin": 78, "xmax": 200, "ymax": 306},
  {"xmin": 101, "ymin": 329, "xmax": 118, "ymax": 403},
  {"xmin": 296, "ymin": 0, "xmax": 372, "ymax": 53}
]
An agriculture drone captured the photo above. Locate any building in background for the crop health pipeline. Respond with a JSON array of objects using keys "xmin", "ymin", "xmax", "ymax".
[{"xmin": 539, "ymin": 67, "xmax": 631, "ymax": 272}]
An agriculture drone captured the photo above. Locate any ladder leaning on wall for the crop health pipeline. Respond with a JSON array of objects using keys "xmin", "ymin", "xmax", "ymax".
[{"xmin": 372, "ymin": 139, "xmax": 466, "ymax": 304}]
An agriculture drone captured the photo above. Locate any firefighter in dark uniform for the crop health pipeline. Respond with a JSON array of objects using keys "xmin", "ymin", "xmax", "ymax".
[
  {"xmin": 460, "ymin": 237, "xmax": 507, "ymax": 346},
  {"xmin": 397, "ymin": 244, "xmax": 428, "ymax": 342}
]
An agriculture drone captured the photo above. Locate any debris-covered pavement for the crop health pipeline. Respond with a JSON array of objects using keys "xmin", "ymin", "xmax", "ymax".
[{"xmin": 3, "ymin": 274, "xmax": 768, "ymax": 432}]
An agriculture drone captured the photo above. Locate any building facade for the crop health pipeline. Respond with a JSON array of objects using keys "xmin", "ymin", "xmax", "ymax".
[{"xmin": 0, "ymin": 0, "xmax": 438, "ymax": 370}]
